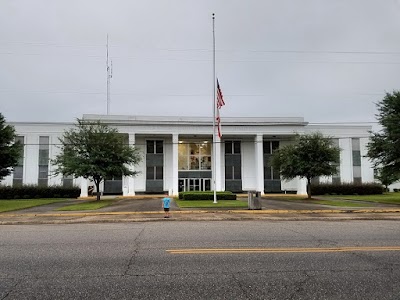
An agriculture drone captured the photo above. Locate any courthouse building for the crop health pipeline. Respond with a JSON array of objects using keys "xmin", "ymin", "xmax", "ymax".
[{"xmin": 3, "ymin": 114, "xmax": 375, "ymax": 197}]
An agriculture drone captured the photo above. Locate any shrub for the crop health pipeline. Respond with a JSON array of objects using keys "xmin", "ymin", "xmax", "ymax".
[
  {"xmin": 179, "ymin": 191, "xmax": 237, "ymax": 200},
  {"xmin": 0, "ymin": 185, "xmax": 81, "ymax": 200},
  {"xmin": 312, "ymin": 182, "xmax": 384, "ymax": 195}
]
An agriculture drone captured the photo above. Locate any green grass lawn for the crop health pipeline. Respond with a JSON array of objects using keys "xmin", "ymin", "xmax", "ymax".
[
  {"xmin": 262, "ymin": 193, "xmax": 400, "ymax": 206},
  {"xmin": 262, "ymin": 195, "xmax": 374, "ymax": 207},
  {"xmin": 0, "ymin": 199, "xmax": 65, "ymax": 213},
  {"xmin": 176, "ymin": 199, "xmax": 248, "ymax": 209},
  {"xmin": 321, "ymin": 193, "xmax": 400, "ymax": 205},
  {"xmin": 56, "ymin": 200, "xmax": 115, "ymax": 211}
]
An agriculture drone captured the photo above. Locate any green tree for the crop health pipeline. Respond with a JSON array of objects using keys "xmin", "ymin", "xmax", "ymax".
[
  {"xmin": 367, "ymin": 91, "xmax": 400, "ymax": 183},
  {"xmin": 0, "ymin": 113, "xmax": 22, "ymax": 182},
  {"xmin": 375, "ymin": 167, "xmax": 398, "ymax": 191},
  {"xmin": 52, "ymin": 119, "xmax": 141, "ymax": 200},
  {"xmin": 271, "ymin": 132, "xmax": 340, "ymax": 199}
]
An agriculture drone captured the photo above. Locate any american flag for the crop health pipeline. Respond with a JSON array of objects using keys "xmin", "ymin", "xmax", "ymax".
[
  {"xmin": 216, "ymin": 78, "xmax": 225, "ymax": 138},
  {"xmin": 216, "ymin": 79, "xmax": 225, "ymax": 109},
  {"xmin": 216, "ymin": 115, "xmax": 222, "ymax": 138}
]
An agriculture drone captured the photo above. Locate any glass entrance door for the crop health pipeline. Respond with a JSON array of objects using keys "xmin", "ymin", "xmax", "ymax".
[{"xmin": 179, "ymin": 178, "xmax": 211, "ymax": 192}]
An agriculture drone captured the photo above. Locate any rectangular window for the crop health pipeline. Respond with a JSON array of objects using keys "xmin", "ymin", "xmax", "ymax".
[
  {"xmin": 263, "ymin": 141, "xmax": 279, "ymax": 154},
  {"xmin": 155, "ymin": 141, "xmax": 163, "ymax": 154},
  {"xmin": 13, "ymin": 136, "xmax": 24, "ymax": 186},
  {"xmin": 263, "ymin": 141, "xmax": 270, "ymax": 154},
  {"xmin": 146, "ymin": 167, "xmax": 155, "ymax": 180},
  {"xmin": 146, "ymin": 141, "xmax": 155, "ymax": 154},
  {"xmin": 353, "ymin": 166, "xmax": 361, "ymax": 182},
  {"xmin": 38, "ymin": 136, "xmax": 49, "ymax": 187},
  {"xmin": 15, "ymin": 136, "xmax": 24, "ymax": 166},
  {"xmin": 352, "ymin": 138, "xmax": 361, "ymax": 182},
  {"xmin": 147, "ymin": 140, "xmax": 163, "ymax": 154},
  {"xmin": 155, "ymin": 166, "xmax": 163, "ymax": 180},
  {"xmin": 264, "ymin": 166, "xmax": 272, "ymax": 180},
  {"xmin": 147, "ymin": 166, "xmax": 163, "ymax": 180},
  {"xmin": 225, "ymin": 166, "xmax": 241, "ymax": 180},
  {"xmin": 178, "ymin": 141, "xmax": 212, "ymax": 170},
  {"xmin": 352, "ymin": 151, "xmax": 361, "ymax": 166},
  {"xmin": 225, "ymin": 141, "xmax": 232, "ymax": 154},
  {"xmin": 271, "ymin": 141, "xmax": 279, "ymax": 153},
  {"xmin": 225, "ymin": 141, "xmax": 240, "ymax": 154},
  {"xmin": 233, "ymin": 141, "xmax": 241, "ymax": 154},
  {"xmin": 233, "ymin": 166, "xmax": 241, "ymax": 180}
]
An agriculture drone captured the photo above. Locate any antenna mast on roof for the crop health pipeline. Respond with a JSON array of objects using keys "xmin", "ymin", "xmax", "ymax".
[{"xmin": 106, "ymin": 34, "xmax": 112, "ymax": 115}]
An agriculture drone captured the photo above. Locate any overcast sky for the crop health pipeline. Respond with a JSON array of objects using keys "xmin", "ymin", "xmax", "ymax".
[{"xmin": 1, "ymin": 0, "xmax": 400, "ymax": 126}]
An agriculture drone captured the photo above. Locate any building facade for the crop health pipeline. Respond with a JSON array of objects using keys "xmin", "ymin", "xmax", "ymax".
[{"xmin": 3, "ymin": 114, "xmax": 376, "ymax": 196}]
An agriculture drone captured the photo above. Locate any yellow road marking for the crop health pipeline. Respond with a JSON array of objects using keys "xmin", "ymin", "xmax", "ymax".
[{"xmin": 166, "ymin": 246, "xmax": 400, "ymax": 254}]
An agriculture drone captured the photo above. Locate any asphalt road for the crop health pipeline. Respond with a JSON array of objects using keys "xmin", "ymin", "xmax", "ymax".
[{"xmin": 1, "ymin": 220, "xmax": 399, "ymax": 299}]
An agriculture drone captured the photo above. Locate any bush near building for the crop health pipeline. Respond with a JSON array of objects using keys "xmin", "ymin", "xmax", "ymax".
[
  {"xmin": 312, "ymin": 183, "xmax": 384, "ymax": 195},
  {"xmin": 179, "ymin": 191, "xmax": 237, "ymax": 200},
  {"xmin": 0, "ymin": 185, "xmax": 80, "ymax": 200}
]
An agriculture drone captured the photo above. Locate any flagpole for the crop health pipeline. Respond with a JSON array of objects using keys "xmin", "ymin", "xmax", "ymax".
[
  {"xmin": 212, "ymin": 13, "xmax": 217, "ymax": 204},
  {"xmin": 106, "ymin": 34, "xmax": 110, "ymax": 115}
]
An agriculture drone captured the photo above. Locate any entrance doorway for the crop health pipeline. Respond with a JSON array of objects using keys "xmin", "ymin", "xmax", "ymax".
[{"xmin": 179, "ymin": 178, "xmax": 211, "ymax": 192}]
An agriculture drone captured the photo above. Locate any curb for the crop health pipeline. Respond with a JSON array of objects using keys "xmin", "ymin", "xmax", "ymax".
[{"xmin": 1, "ymin": 208, "xmax": 400, "ymax": 218}]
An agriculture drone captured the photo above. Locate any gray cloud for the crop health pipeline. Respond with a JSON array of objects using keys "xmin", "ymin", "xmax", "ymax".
[{"xmin": 1, "ymin": 0, "xmax": 399, "ymax": 128}]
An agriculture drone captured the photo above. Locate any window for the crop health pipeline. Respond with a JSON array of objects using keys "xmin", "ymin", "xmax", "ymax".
[
  {"xmin": 13, "ymin": 136, "xmax": 24, "ymax": 186},
  {"xmin": 178, "ymin": 142, "xmax": 211, "ymax": 170},
  {"xmin": 264, "ymin": 166, "xmax": 279, "ymax": 180},
  {"xmin": 352, "ymin": 151, "xmax": 361, "ymax": 166},
  {"xmin": 147, "ymin": 166, "xmax": 163, "ymax": 180},
  {"xmin": 38, "ymin": 136, "xmax": 49, "ymax": 187},
  {"xmin": 146, "ymin": 140, "xmax": 163, "ymax": 154},
  {"xmin": 225, "ymin": 166, "xmax": 241, "ymax": 180},
  {"xmin": 225, "ymin": 141, "xmax": 240, "ymax": 154},
  {"xmin": 352, "ymin": 138, "xmax": 361, "ymax": 183},
  {"xmin": 263, "ymin": 141, "xmax": 279, "ymax": 154}
]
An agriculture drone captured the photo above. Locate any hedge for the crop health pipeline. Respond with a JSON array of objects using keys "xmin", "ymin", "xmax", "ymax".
[
  {"xmin": 179, "ymin": 191, "xmax": 237, "ymax": 200},
  {"xmin": 311, "ymin": 183, "xmax": 384, "ymax": 195},
  {"xmin": 0, "ymin": 185, "xmax": 81, "ymax": 200}
]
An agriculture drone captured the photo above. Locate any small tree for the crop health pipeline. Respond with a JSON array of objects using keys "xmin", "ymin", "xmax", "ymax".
[
  {"xmin": 367, "ymin": 90, "xmax": 400, "ymax": 183},
  {"xmin": 375, "ymin": 167, "xmax": 398, "ymax": 191},
  {"xmin": 271, "ymin": 132, "xmax": 340, "ymax": 199},
  {"xmin": 52, "ymin": 119, "xmax": 141, "ymax": 200},
  {"xmin": 0, "ymin": 113, "xmax": 22, "ymax": 182}
]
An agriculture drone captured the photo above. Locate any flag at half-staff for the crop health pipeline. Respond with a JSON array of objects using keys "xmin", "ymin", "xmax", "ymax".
[{"xmin": 216, "ymin": 78, "xmax": 225, "ymax": 138}]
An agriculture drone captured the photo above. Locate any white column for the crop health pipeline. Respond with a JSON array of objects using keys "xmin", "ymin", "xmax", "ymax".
[
  {"xmin": 126, "ymin": 133, "xmax": 136, "ymax": 196},
  {"xmin": 360, "ymin": 137, "xmax": 374, "ymax": 182},
  {"xmin": 80, "ymin": 177, "xmax": 88, "ymax": 197},
  {"xmin": 172, "ymin": 134, "xmax": 179, "ymax": 195},
  {"xmin": 215, "ymin": 139, "xmax": 222, "ymax": 191},
  {"xmin": 297, "ymin": 178, "xmax": 307, "ymax": 195},
  {"xmin": 24, "ymin": 134, "xmax": 39, "ymax": 185},
  {"xmin": 255, "ymin": 134, "xmax": 264, "ymax": 194},
  {"xmin": 339, "ymin": 138, "xmax": 353, "ymax": 183}
]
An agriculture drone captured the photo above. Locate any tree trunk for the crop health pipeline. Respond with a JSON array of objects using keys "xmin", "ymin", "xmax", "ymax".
[
  {"xmin": 95, "ymin": 180, "xmax": 101, "ymax": 201},
  {"xmin": 307, "ymin": 177, "xmax": 312, "ymax": 199}
]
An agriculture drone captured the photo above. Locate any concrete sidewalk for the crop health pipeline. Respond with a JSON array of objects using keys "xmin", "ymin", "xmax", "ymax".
[{"xmin": 1, "ymin": 197, "xmax": 400, "ymax": 224}]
